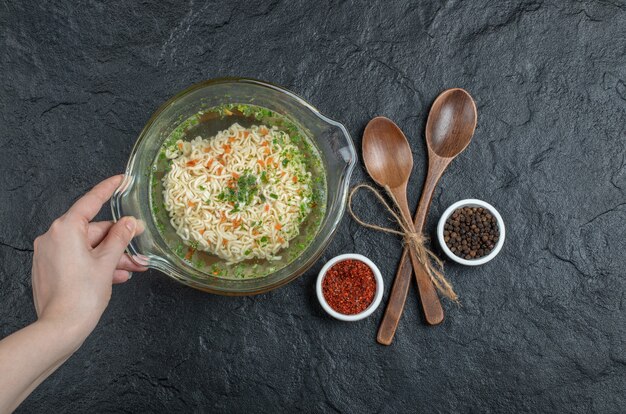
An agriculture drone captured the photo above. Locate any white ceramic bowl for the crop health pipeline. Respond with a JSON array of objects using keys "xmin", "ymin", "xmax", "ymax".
[
  {"xmin": 437, "ymin": 199, "xmax": 505, "ymax": 266},
  {"xmin": 316, "ymin": 253, "xmax": 384, "ymax": 321}
]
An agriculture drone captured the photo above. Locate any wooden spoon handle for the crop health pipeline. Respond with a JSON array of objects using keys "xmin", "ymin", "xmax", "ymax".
[
  {"xmin": 377, "ymin": 156, "xmax": 449, "ymax": 345},
  {"xmin": 407, "ymin": 157, "xmax": 446, "ymax": 325},
  {"xmin": 376, "ymin": 248, "xmax": 412, "ymax": 344},
  {"xmin": 408, "ymin": 245, "xmax": 444, "ymax": 324},
  {"xmin": 377, "ymin": 244, "xmax": 443, "ymax": 344}
]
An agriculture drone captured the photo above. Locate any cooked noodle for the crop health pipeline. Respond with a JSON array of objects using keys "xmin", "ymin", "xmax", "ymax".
[{"xmin": 162, "ymin": 123, "xmax": 313, "ymax": 264}]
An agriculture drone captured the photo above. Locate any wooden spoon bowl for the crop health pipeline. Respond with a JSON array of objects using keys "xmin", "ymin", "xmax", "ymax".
[
  {"xmin": 426, "ymin": 88, "xmax": 477, "ymax": 158},
  {"xmin": 363, "ymin": 118, "xmax": 413, "ymax": 189}
]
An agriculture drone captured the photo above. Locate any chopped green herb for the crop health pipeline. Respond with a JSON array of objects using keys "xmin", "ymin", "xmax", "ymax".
[
  {"xmin": 234, "ymin": 264, "xmax": 246, "ymax": 278},
  {"xmin": 156, "ymin": 221, "xmax": 166, "ymax": 233},
  {"xmin": 217, "ymin": 173, "xmax": 259, "ymax": 208},
  {"xmin": 174, "ymin": 242, "xmax": 184, "ymax": 257}
]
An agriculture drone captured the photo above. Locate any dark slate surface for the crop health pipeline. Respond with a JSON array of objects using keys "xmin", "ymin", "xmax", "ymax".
[{"xmin": 1, "ymin": 1, "xmax": 625, "ymax": 412}]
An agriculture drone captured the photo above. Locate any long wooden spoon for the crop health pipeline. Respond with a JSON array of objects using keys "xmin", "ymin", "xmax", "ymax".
[
  {"xmin": 362, "ymin": 117, "xmax": 444, "ymax": 326},
  {"xmin": 377, "ymin": 88, "xmax": 477, "ymax": 345}
]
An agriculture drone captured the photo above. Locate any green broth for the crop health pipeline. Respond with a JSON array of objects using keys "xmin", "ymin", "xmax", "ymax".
[{"xmin": 149, "ymin": 104, "xmax": 327, "ymax": 279}]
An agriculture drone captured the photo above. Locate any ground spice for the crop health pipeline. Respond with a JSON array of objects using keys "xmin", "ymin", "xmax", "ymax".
[
  {"xmin": 322, "ymin": 259, "xmax": 376, "ymax": 315},
  {"xmin": 444, "ymin": 206, "xmax": 499, "ymax": 260}
]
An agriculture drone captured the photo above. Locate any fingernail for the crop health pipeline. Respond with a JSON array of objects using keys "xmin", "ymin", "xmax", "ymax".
[{"xmin": 125, "ymin": 217, "xmax": 137, "ymax": 232}]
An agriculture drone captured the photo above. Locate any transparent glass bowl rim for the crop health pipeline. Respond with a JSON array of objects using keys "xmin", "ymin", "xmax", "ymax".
[{"xmin": 110, "ymin": 77, "xmax": 358, "ymax": 295}]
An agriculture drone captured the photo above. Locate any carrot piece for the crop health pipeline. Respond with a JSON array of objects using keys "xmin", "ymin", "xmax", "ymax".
[
  {"xmin": 228, "ymin": 137, "xmax": 235, "ymax": 143},
  {"xmin": 257, "ymin": 159, "xmax": 265, "ymax": 168},
  {"xmin": 267, "ymin": 157, "xmax": 274, "ymax": 165},
  {"xmin": 220, "ymin": 212, "xmax": 226, "ymax": 223},
  {"xmin": 186, "ymin": 159, "xmax": 199, "ymax": 167},
  {"xmin": 222, "ymin": 239, "xmax": 228, "ymax": 246},
  {"xmin": 243, "ymin": 131, "xmax": 250, "ymax": 138},
  {"xmin": 264, "ymin": 204, "xmax": 270, "ymax": 212},
  {"xmin": 222, "ymin": 144, "xmax": 231, "ymax": 154},
  {"xmin": 184, "ymin": 248, "xmax": 195, "ymax": 260},
  {"xmin": 177, "ymin": 142, "xmax": 183, "ymax": 150},
  {"xmin": 232, "ymin": 172, "xmax": 240, "ymax": 180},
  {"xmin": 187, "ymin": 201, "xmax": 197, "ymax": 207},
  {"xmin": 203, "ymin": 147, "xmax": 211, "ymax": 153},
  {"xmin": 264, "ymin": 147, "xmax": 271, "ymax": 155},
  {"xmin": 261, "ymin": 141, "xmax": 269, "ymax": 147},
  {"xmin": 205, "ymin": 158, "xmax": 214, "ymax": 168},
  {"xmin": 252, "ymin": 229, "xmax": 260, "ymax": 236},
  {"xmin": 233, "ymin": 218, "xmax": 242, "ymax": 228},
  {"xmin": 217, "ymin": 167, "xmax": 223, "ymax": 175},
  {"xmin": 292, "ymin": 176, "xmax": 298, "ymax": 183},
  {"xmin": 275, "ymin": 223, "xmax": 282, "ymax": 231},
  {"xmin": 199, "ymin": 229, "xmax": 206, "ymax": 235},
  {"xmin": 259, "ymin": 126, "xmax": 269, "ymax": 135},
  {"xmin": 278, "ymin": 237, "xmax": 285, "ymax": 243}
]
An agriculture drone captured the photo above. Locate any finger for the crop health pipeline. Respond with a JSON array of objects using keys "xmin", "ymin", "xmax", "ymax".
[
  {"xmin": 89, "ymin": 219, "xmax": 146, "ymax": 248},
  {"xmin": 66, "ymin": 175, "xmax": 124, "ymax": 223},
  {"xmin": 32, "ymin": 283, "xmax": 41, "ymax": 317},
  {"xmin": 117, "ymin": 254, "xmax": 148, "ymax": 272},
  {"xmin": 113, "ymin": 270, "xmax": 131, "ymax": 284},
  {"xmin": 88, "ymin": 221, "xmax": 114, "ymax": 247},
  {"xmin": 95, "ymin": 216, "xmax": 137, "ymax": 262}
]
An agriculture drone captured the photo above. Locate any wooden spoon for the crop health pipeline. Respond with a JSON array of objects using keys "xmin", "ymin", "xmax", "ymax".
[
  {"xmin": 362, "ymin": 117, "xmax": 444, "ymax": 326},
  {"xmin": 377, "ymin": 88, "xmax": 477, "ymax": 345}
]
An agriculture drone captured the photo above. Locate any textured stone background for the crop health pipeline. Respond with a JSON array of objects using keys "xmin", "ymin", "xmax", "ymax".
[{"xmin": 1, "ymin": 0, "xmax": 625, "ymax": 412}]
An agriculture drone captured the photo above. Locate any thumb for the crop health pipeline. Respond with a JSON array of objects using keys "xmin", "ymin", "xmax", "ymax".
[{"xmin": 96, "ymin": 216, "xmax": 137, "ymax": 261}]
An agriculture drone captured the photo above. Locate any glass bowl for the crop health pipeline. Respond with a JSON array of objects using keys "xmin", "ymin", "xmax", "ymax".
[{"xmin": 111, "ymin": 78, "xmax": 356, "ymax": 295}]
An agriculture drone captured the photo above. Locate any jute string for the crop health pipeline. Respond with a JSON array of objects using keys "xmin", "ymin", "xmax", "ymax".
[{"xmin": 348, "ymin": 184, "xmax": 458, "ymax": 301}]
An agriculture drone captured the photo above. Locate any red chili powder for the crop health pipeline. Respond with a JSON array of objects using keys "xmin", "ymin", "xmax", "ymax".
[{"xmin": 322, "ymin": 259, "xmax": 376, "ymax": 315}]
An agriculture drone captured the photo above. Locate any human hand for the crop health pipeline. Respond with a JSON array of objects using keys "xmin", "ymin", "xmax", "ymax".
[{"xmin": 31, "ymin": 175, "xmax": 147, "ymax": 348}]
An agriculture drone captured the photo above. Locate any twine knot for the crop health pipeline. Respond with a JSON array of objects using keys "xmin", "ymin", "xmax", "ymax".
[{"xmin": 348, "ymin": 184, "xmax": 458, "ymax": 301}]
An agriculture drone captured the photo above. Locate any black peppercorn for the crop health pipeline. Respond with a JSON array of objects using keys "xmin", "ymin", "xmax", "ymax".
[{"xmin": 444, "ymin": 206, "xmax": 499, "ymax": 260}]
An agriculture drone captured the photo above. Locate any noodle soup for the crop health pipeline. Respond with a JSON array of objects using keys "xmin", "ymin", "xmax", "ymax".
[{"xmin": 149, "ymin": 104, "xmax": 326, "ymax": 279}]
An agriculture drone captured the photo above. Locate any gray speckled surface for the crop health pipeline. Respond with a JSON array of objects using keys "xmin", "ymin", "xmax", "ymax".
[{"xmin": 1, "ymin": 1, "xmax": 626, "ymax": 412}]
